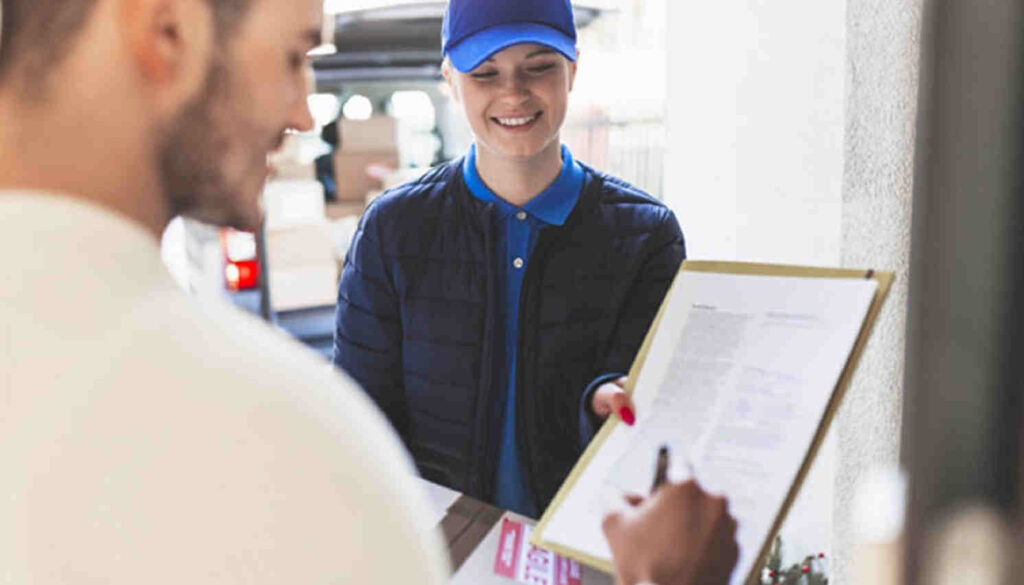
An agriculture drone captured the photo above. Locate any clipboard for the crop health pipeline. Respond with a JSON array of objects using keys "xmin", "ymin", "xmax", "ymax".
[{"xmin": 531, "ymin": 261, "xmax": 894, "ymax": 584}]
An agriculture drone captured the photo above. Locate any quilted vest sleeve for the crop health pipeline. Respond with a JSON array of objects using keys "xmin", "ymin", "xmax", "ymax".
[
  {"xmin": 333, "ymin": 201, "xmax": 408, "ymax": 439},
  {"xmin": 598, "ymin": 209, "xmax": 685, "ymax": 376}
]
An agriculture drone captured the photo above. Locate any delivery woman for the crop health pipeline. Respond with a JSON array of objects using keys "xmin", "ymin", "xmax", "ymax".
[{"xmin": 333, "ymin": 0, "xmax": 685, "ymax": 518}]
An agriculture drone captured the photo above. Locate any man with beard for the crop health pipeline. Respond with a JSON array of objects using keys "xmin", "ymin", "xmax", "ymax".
[{"xmin": 0, "ymin": 1, "xmax": 738, "ymax": 584}]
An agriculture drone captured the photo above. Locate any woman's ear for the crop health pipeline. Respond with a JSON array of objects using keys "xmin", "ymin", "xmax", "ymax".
[
  {"xmin": 441, "ymin": 58, "xmax": 461, "ymax": 104},
  {"xmin": 568, "ymin": 49, "xmax": 580, "ymax": 92}
]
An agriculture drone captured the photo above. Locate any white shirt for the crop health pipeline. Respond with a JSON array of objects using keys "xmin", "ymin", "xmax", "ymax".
[{"xmin": 0, "ymin": 192, "xmax": 449, "ymax": 584}]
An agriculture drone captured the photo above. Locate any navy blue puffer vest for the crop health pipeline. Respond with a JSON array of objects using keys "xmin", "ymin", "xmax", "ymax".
[{"xmin": 334, "ymin": 158, "xmax": 685, "ymax": 513}]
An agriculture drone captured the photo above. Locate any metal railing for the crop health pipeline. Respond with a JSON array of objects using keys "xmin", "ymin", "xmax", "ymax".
[{"xmin": 562, "ymin": 116, "xmax": 666, "ymax": 199}]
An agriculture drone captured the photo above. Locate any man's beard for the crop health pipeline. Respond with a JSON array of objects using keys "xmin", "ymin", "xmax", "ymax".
[{"xmin": 157, "ymin": 59, "xmax": 259, "ymax": 230}]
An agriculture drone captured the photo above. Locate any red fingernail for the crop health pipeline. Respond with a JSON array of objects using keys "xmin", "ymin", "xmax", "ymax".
[{"xmin": 618, "ymin": 407, "xmax": 635, "ymax": 426}]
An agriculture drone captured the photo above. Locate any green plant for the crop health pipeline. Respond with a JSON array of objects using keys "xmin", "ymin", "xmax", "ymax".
[{"xmin": 760, "ymin": 535, "xmax": 828, "ymax": 585}]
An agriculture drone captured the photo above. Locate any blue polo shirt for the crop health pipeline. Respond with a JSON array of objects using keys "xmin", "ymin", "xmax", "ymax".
[{"xmin": 463, "ymin": 144, "xmax": 584, "ymax": 517}]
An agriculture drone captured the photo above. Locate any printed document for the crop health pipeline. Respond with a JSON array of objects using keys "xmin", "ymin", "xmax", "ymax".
[{"xmin": 535, "ymin": 269, "xmax": 879, "ymax": 584}]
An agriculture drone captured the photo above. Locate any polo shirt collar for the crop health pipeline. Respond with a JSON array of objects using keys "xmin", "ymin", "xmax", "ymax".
[{"xmin": 463, "ymin": 144, "xmax": 583, "ymax": 227}]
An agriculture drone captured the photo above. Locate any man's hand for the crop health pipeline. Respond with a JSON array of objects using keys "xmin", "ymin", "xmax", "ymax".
[
  {"xmin": 602, "ymin": 481, "xmax": 739, "ymax": 585},
  {"xmin": 592, "ymin": 377, "xmax": 637, "ymax": 425}
]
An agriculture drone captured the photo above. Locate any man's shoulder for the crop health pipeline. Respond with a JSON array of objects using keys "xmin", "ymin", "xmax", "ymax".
[
  {"xmin": 119, "ymin": 290, "xmax": 419, "ymax": 482},
  {"xmin": 11, "ymin": 290, "xmax": 450, "ymax": 585},
  {"xmin": 147, "ymin": 292, "xmax": 346, "ymax": 390}
]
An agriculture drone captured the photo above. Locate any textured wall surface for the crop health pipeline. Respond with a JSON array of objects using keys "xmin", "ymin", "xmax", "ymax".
[{"xmin": 833, "ymin": 0, "xmax": 923, "ymax": 583}]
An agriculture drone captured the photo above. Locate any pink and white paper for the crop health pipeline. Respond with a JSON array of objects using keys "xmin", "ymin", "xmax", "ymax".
[{"xmin": 494, "ymin": 518, "xmax": 582, "ymax": 585}]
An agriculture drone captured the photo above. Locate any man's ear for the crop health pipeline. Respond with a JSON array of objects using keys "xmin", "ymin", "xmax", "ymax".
[{"xmin": 122, "ymin": 0, "xmax": 213, "ymax": 93}]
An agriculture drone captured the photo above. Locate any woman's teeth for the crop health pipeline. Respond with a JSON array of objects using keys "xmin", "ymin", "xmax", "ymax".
[{"xmin": 495, "ymin": 113, "xmax": 539, "ymax": 127}]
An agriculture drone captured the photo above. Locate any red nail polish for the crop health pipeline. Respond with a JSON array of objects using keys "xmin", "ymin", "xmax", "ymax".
[{"xmin": 618, "ymin": 406, "xmax": 635, "ymax": 426}]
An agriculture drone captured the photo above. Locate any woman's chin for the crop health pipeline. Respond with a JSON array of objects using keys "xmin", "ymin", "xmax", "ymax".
[{"xmin": 488, "ymin": 142, "xmax": 552, "ymax": 161}]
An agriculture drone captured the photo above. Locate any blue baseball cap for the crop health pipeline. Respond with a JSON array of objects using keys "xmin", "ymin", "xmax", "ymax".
[{"xmin": 442, "ymin": 0, "xmax": 578, "ymax": 73}]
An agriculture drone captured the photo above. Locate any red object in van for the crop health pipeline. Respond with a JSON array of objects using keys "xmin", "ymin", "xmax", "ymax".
[{"xmin": 221, "ymin": 229, "xmax": 260, "ymax": 291}]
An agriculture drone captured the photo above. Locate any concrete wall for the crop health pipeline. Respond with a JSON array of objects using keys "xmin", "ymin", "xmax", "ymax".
[
  {"xmin": 664, "ymin": 1, "xmax": 922, "ymax": 582},
  {"xmin": 832, "ymin": 1, "xmax": 922, "ymax": 584},
  {"xmin": 664, "ymin": 2, "xmax": 846, "ymax": 266}
]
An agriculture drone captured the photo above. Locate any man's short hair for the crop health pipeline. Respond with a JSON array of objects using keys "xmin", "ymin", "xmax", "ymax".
[{"xmin": 0, "ymin": 0, "xmax": 252, "ymax": 93}]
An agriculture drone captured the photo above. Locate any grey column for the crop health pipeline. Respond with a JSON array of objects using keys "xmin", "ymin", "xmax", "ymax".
[{"xmin": 903, "ymin": 0, "xmax": 1024, "ymax": 583}]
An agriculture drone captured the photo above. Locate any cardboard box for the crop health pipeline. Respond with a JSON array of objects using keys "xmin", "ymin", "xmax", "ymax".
[
  {"xmin": 267, "ymin": 264, "xmax": 339, "ymax": 312},
  {"xmin": 332, "ymin": 150, "xmax": 400, "ymax": 202},
  {"xmin": 265, "ymin": 222, "xmax": 335, "ymax": 269},
  {"xmin": 263, "ymin": 180, "xmax": 326, "ymax": 229},
  {"xmin": 264, "ymin": 221, "xmax": 339, "ymax": 311},
  {"xmin": 269, "ymin": 160, "xmax": 315, "ymax": 181},
  {"xmin": 340, "ymin": 116, "xmax": 398, "ymax": 153},
  {"xmin": 325, "ymin": 201, "xmax": 366, "ymax": 220}
]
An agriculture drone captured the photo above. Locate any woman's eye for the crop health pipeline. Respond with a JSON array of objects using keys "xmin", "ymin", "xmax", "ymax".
[
  {"xmin": 470, "ymin": 71, "xmax": 498, "ymax": 80},
  {"xmin": 289, "ymin": 53, "xmax": 305, "ymax": 71},
  {"xmin": 528, "ymin": 64, "xmax": 555, "ymax": 74}
]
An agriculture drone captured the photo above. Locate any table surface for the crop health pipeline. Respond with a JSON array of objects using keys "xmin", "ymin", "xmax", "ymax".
[{"xmin": 441, "ymin": 494, "xmax": 506, "ymax": 572}]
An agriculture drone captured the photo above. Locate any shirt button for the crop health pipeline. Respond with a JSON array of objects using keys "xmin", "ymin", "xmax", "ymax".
[
  {"xmin": 516, "ymin": 211, "xmax": 527, "ymax": 221},
  {"xmin": 513, "ymin": 257, "xmax": 525, "ymax": 269}
]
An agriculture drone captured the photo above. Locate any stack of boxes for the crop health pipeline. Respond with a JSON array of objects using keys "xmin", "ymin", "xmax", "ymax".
[
  {"xmin": 260, "ymin": 115, "xmax": 401, "ymax": 312},
  {"xmin": 262, "ymin": 180, "xmax": 338, "ymax": 312},
  {"xmin": 331, "ymin": 116, "xmax": 400, "ymax": 205}
]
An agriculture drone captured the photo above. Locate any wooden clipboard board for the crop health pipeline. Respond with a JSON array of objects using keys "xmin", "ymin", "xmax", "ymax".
[{"xmin": 531, "ymin": 261, "xmax": 894, "ymax": 584}]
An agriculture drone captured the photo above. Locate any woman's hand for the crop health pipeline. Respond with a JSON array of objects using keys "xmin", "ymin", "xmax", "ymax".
[{"xmin": 591, "ymin": 377, "xmax": 637, "ymax": 426}]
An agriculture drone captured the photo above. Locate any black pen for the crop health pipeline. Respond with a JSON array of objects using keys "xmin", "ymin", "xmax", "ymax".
[{"xmin": 651, "ymin": 445, "xmax": 670, "ymax": 493}]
